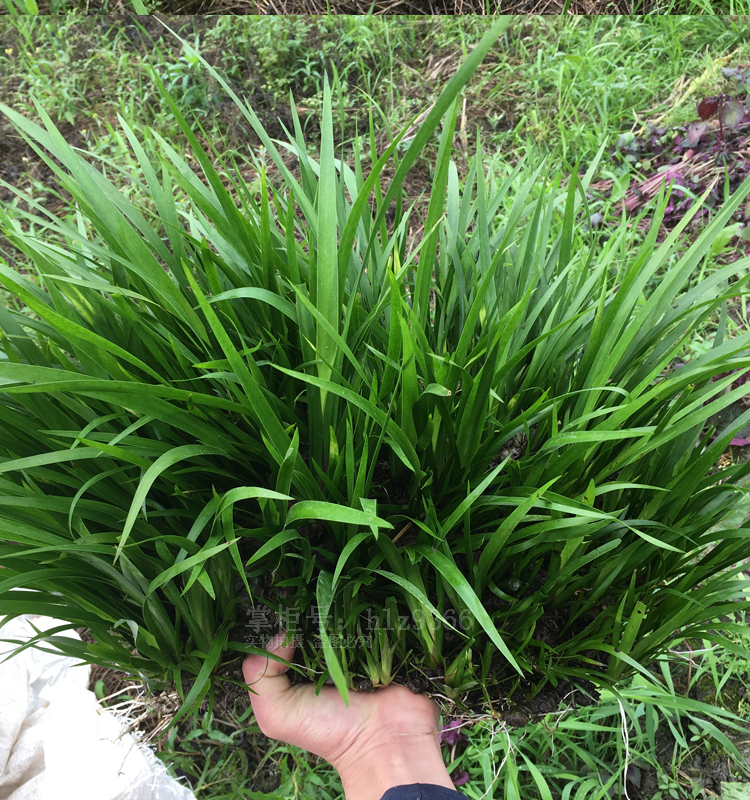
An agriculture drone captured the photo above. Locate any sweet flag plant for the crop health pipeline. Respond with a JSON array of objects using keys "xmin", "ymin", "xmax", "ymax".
[{"xmin": 1, "ymin": 18, "xmax": 750, "ymax": 721}]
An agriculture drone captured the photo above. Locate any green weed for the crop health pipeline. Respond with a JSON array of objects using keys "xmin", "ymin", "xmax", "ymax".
[{"xmin": 1, "ymin": 19, "xmax": 750, "ymax": 728}]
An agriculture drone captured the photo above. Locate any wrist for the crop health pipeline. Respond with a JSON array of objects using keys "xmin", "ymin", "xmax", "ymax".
[{"xmin": 333, "ymin": 731, "xmax": 454, "ymax": 800}]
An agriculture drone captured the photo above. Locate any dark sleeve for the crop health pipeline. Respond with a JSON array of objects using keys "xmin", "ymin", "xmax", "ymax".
[{"xmin": 379, "ymin": 785, "xmax": 465, "ymax": 800}]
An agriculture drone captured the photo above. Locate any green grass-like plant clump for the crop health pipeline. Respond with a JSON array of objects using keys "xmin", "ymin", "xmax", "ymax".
[{"xmin": 1, "ymin": 20, "xmax": 750, "ymax": 723}]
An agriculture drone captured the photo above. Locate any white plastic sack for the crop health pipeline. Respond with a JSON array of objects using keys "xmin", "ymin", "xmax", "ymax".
[{"xmin": 0, "ymin": 615, "xmax": 196, "ymax": 800}]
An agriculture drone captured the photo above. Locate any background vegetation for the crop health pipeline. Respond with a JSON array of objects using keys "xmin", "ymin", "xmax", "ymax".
[
  {"xmin": 3, "ymin": 2, "xmax": 750, "ymax": 18},
  {"xmin": 1, "ymin": 14, "xmax": 750, "ymax": 800}
]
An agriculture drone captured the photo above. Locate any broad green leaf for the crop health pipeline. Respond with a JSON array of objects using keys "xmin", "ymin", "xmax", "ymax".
[
  {"xmin": 286, "ymin": 500, "xmax": 392, "ymax": 530},
  {"xmin": 316, "ymin": 571, "xmax": 349, "ymax": 705},
  {"xmin": 116, "ymin": 445, "xmax": 223, "ymax": 562},
  {"xmin": 417, "ymin": 547, "xmax": 523, "ymax": 675},
  {"xmin": 146, "ymin": 539, "xmax": 238, "ymax": 596},
  {"xmin": 165, "ymin": 621, "xmax": 230, "ymax": 732}
]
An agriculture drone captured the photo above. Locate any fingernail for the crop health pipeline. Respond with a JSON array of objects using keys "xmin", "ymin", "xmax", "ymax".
[{"xmin": 266, "ymin": 629, "xmax": 288, "ymax": 652}]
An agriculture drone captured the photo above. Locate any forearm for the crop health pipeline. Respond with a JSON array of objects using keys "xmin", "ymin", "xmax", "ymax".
[{"xmin": 335, "ymin": 735, "xmax": 455, "ymax": 800}]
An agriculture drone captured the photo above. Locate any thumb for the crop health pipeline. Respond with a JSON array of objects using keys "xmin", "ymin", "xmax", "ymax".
[
  {"xmin": 243, "ymin": 629, "xmax": 295, "ymax": 695},
  {"xmin": 243, "ymin": 630, "xmax": 300, "ymax": 741}
]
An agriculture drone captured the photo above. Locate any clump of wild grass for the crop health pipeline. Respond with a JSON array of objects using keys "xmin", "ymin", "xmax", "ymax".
[{"xmin": 1, "ymin": 19, "xmax": 749, "ymax": 724}]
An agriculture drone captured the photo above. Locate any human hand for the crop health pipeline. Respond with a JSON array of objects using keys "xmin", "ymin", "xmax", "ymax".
[{"xmin": 242, "ymin": 631, "xmax": 455, "ymax": 800}]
